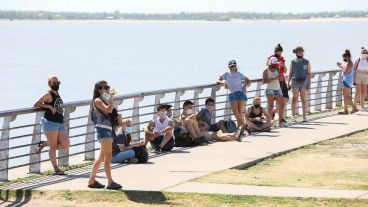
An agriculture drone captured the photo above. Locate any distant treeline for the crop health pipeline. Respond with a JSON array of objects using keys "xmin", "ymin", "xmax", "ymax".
[{"xmin": 1, "ymin": 10, "xmax": 368, "ymax": 21}]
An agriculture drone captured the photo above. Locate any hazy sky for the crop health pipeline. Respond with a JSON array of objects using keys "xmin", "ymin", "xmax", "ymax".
[{"xmin": 1, "ymin": 0, "xmax": 367, "ymax": 13}]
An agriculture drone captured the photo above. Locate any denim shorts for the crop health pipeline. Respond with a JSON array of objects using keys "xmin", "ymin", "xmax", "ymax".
[
  {"xmin": 265, "ymin": 88, "xmax": 283, "ymax": 97},
  {"xmin": 95, "ymin": 127, "xmax": 113, "ymax": 143},
  {"xmin": 291, "ymin": 78, "xmax": 308, "ymax": 89},
  {"xmin": 41, "ymin": 117, "xmax": 65, "ymax": 134},
  {"xmin": 342, "ymin": 80, "xmax": 352, "ymax": 89},
  {"xmin": 228, "ymin": 91, "xmax": 247, "ymax": 103}
]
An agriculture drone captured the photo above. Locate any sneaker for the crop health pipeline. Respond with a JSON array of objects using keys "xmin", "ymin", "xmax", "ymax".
[
  {"xmin": 127, "ymin": 157, "xmax": 139, "ymax": 164},
  {"xmin": 361, "ymin": 107, "xmax": 367, "ymax": 112},
  {"xmin": 282, "ymin": 118, "xmax": 287, "ymax": 123},
  {"xmin": 235, "ymin": 125, "xmax": 245, "ymax": 142},
  {"xmin": 245, "ymin": 124, "xmax": 252, "ymax": 135},
  {"xmin": 291, "ymin": 116, "xmax": 297, "ymax": 123},
  {"xmin": 279, "ymin": 122, "xmax": 288, "ymax": 128},
  {"xmin": 154, "ymin": 146, "xmax": 161, "ymax": 153},
  {"xmin": 302, "ymin": 116, "xmax": 309, "ymax": 122}
]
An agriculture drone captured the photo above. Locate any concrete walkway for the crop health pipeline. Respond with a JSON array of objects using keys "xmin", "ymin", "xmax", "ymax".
[
  {"xmin": 167, "ymin": 182, "xmax": 368, "ymax": 199},
  {"xmin": 1, "ymin": 112, "xmax": 368, "ymax": 199}
]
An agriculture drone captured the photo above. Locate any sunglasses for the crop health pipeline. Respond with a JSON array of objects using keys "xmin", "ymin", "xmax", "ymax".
[
  {"xmin": 100, "ymin": 85, "xmax": 110, "ymax": 90},
  {"xmin": 51, "ymin": 81, "xmax": 61, "ymax": 86}
]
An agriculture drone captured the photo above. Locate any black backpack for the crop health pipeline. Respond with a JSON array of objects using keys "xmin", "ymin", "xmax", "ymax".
[
  {"xmin": 132, "ymin": 146, "xmax": 149, "ymax": 163},
  {"xmin": 174, "ymin": 133, "xmax": 201, "ymax": 147}
]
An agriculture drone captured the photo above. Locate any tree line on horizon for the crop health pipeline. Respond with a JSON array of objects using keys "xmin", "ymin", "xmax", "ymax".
[{"xmin": 0, "ymin": 10, "xmax": 368, "ymax": 21}]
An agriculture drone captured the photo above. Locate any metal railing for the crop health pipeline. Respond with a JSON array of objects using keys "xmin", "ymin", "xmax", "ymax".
[{"xmin": 0, "ymin": 69, "xmax": 343, "ymax": 181}]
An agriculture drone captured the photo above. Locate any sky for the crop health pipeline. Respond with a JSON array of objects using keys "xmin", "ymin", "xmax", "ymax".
[{"xmin": 0, "ymin": 0, "xmax": 367, "ymax": 13}]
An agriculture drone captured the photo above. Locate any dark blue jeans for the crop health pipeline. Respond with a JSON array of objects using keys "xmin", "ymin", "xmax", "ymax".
[{"xmin": 150, "ymin": 135, "xmax": 175, "ymax": 151}]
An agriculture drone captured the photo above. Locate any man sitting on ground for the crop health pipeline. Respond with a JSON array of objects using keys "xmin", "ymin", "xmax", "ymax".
[
  {"xmin": 197, "ymin": 98, "xmax": 244, "ymax": 142},
  {"xmin": 143, "ymin": 104, "xmax": 175, "ymax": 152}
]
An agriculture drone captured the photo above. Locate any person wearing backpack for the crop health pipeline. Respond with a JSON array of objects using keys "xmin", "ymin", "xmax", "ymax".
[
  {"xmin": 217, "ymin": 60, "xmax": 251, "ymax": 134},
  {"xmin": 88, "ymin": 80, "xmax": 122, "ymax": 190},
  {"xmin": 353, "ymin": 47, "xmax": 368, "ymax": 112}
]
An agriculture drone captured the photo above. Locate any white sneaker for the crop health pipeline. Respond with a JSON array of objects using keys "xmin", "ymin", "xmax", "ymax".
[
  {"xmin": 291, "ymin": 116, "xmax": 297, "ymax": 123},
  {"xmin": 361, "ymin": 107, "xmax": 367, "ymax": 112},
  {"xmin": 279, "ymin": 122, "xmax": 288, "ymax": 128},
  {"xmin": 302, "ymin": 116, "xmax": 309, "ymax": 122}
]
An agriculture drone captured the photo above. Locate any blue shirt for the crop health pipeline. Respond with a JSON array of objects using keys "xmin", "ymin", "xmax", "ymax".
[{"xmin": 221, "ymin": 71, "xmax": 245, "ymax": 94}]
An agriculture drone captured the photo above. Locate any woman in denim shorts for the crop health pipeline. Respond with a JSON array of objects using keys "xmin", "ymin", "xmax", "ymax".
[
  {"xmin": 88, "ymin": 80, "xmax": 122, "ymax": 190},
  {"xmin": 263, "ymin": 57, "xmax": 286, "ymax": 128},
  {"xmin": 34, "ymin": 75, "xmax": 70, "ymax": 175},
  {"xmin": 288, "ymin": 46, "xmax": 311, "ymax": 123},
  {"xmin": 217, "ymin": 60, "xmax": 251, "ymax": 133}
]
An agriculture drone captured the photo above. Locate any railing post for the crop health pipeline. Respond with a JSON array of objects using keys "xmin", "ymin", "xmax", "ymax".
[
  {"xmin": 154, "ymin": 93, "xmax": 165, "ymax": 119},
  {"xmin": 326, "ymin": 72, "xmax": 337, "ymax": 109},
  {"xmin": 85, "ymin": 105, "xmax": 95, "ymax": 161},
  {"xmin": 210, "ymin": 85, "xmax": 221, "ymax": 124},
  {"xmin": 255, "ymin": 81, "xmax": 262, "ymax": 97},
  {"xmin": 307, "ymin": 74, "xmax": 315, "ymax": 113},
  {"xmin": 58, "ymin": 106, "xmax": 76, "ymax": 167},
  {"xmin": 173, "ymin": 91, "xmax": 185, "ymax": 118},
  {"xmin": 224, "ymin": 87, "xmax": 232, "ymax": 120},
  {"xmin": 0, "ymin": 115, "xmax": 16, "ymax": 181},
  {"xmin": 29, "ymin": 111, "xmax": 44, "ymax": 174},
  {"xmin": 314, "ymin": 73, "xmax": 326, "ymax": 111},
  {"xmin": 193, "ymin": 88, "xmax": 204, "ymax": 112},
  {"xmin": 336, "ymin": 71, "xmax": 343, "ymax": 107},
  {"xmin": 132, "ymin": 96, "xmax": 144, "ymax": 141}
]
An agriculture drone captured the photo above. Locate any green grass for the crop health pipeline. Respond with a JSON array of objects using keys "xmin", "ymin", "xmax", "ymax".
[
  {"xmin": 0, "ymin": 162, "xmax": 93, "ymax": 187},
  {"xmin": 195, "ymin": 130, "xmax": 368, "ymax": 190},
  {"xmin": 0, "ymin": 190, "xmax": 367, "ymax": 207}
]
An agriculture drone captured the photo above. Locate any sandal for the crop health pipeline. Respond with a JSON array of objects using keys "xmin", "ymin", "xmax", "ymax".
[
  {"xmin": 338, "ymin": 111, "xmax": 349, "ymax": 115},
  {"xmin": 52, "ymin": 169, "xmax": 66, "ymax": 175},
  {"xmin": 35, "ymin": 141, "xmax": 47, "ymax": 154},
  {"xmin": 106, "ymin": 181, "xmax": 122, "ymax": 190},
  {"xmin": 350, "ymin": 108, "xmax": 359, "ymax": 114},
  {"xmin": 88, "ymin": 180, "xmax": 105, "ymax": 189}
]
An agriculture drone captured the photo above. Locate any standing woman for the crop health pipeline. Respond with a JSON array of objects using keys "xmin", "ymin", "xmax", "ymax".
[
  {"xmin": 337, "ymin": 49, "xmax": 358, "ymax": 114},
  {"xmin": 217, "ymin": 60, "xmax": 251, "ymax": 131},
  {"xmin": 263, "ymin": 57, "xmax": 286, "ymax": 128},
  {"xmin": 287, "ymin": 46, "xmax": 311, "ymax": 122},
  {"xmin": 34, "ymin": 75, "xmax": 70, "ymax": 175},
  {"xmin": 88, "ymin": 80, "xmax": 122, "ymax": 190},
  {"xmin": 353, "ymin": 47, "xmax": 368, "ymax": 111}
]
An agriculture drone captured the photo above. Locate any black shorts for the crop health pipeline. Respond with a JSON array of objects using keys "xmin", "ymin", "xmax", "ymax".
[{"xmin": 279, "ymin": 81, "xmax": 289, "ymax": 99}]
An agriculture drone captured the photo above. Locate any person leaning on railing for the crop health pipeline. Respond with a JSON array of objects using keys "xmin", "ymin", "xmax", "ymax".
[
  {"xmin": 88, "ymin": 80, "xmax": 122, "ymax": 190},
  {"xmin": 34, "ymin": 75, "xmax": 70, "ymax": 176},
  {"xmin": 287, "ymin": 46, "xmax": 312, "ymax": 123},
  {"xmin": 353, "ymin": 47, "xmax": 368, "ymax": 112}
]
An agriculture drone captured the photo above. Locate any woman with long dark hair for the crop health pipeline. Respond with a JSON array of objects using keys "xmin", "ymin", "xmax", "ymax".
[{"xmin": 88, "ymin": 80, "xmax": 122, "ymax": 190}]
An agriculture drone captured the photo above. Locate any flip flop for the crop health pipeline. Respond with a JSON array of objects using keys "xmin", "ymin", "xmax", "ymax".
[
  {"xmin": 106, "ymin": 181, "xmax": 122, "ymax": 190},
  {"xmin": 52, "ymin": 170, "xmax": 66, "ymax": 175},
  {"xmin": 88, "ymin": 180, "xmax": 105, "ymax": 189}
]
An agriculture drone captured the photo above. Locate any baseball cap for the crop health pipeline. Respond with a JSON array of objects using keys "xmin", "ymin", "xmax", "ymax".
[
  {"xmin": 228, "ymin": 60, "xmax": 237, "ymax": 67},
  {"xmin": 268, "ymin": 57, "xmax": 279, "ymax": 67}
]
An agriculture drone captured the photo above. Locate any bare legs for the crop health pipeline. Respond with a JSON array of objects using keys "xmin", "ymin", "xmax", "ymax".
[
  {"xmin": 230, "ymin": 100, "xmax": 246, "ymax": 128},
  {"xmin": 43, "ymin": 130, "xmax": 70, "ymax": 171},
  {"xmin": 88, "ymin": 139, "xmax": 114, "ymax": 186}
]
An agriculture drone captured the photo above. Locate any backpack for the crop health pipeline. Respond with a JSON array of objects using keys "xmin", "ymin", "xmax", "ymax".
[
  {"xmin": 132, "ymin": 146, "xmax": 149, "ymax": 163},
  {"xmin": 174, "ymin": 133, "xmax": 201, "ymax": 147},
  {"xmin": 225, "ymin": 119, "xmax": 237, "ymax": 133}
]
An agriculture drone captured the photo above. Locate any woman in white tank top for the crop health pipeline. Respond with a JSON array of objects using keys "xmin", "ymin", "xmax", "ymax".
[
  {"xmin": 354, "ymin": 47, "xmax": 368, "ymax": 111},
  {"xmin": 262, "ymin": 57, "xmax": 286, "ymax": 128}
]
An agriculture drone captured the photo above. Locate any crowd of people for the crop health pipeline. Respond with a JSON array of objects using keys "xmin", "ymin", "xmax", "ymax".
[{"xmin": 32, "ymin": 45, "xmax": 368, "ymax": 190}]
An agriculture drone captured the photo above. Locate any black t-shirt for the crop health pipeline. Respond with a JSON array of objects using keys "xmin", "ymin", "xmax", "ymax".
[
  {"xmin": 44, "ymin": 91, "xmax": 64, "ymax": 123},
  {"xmin": 112, "ymin": 131, "xmax": 129, "ymax": 156}
]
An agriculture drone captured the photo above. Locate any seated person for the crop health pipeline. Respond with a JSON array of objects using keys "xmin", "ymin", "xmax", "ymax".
[
  {"xmin": 111, "ymin": 119, "xmax": 142, "ymax": 163},
  {"xmin": 143, "ymin": 104, "xmax": 175, "ymax": 152},
  {"xmin": 245, "ymin": 97, "xmax": 274, "ymax": 132},
  {"xmin": 177, "ymin": 100, "xmax": 207, "ymax": 140},
  {"xmin": 197, "ymin": 98, "xmax": 244, "ymax": 142}
]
